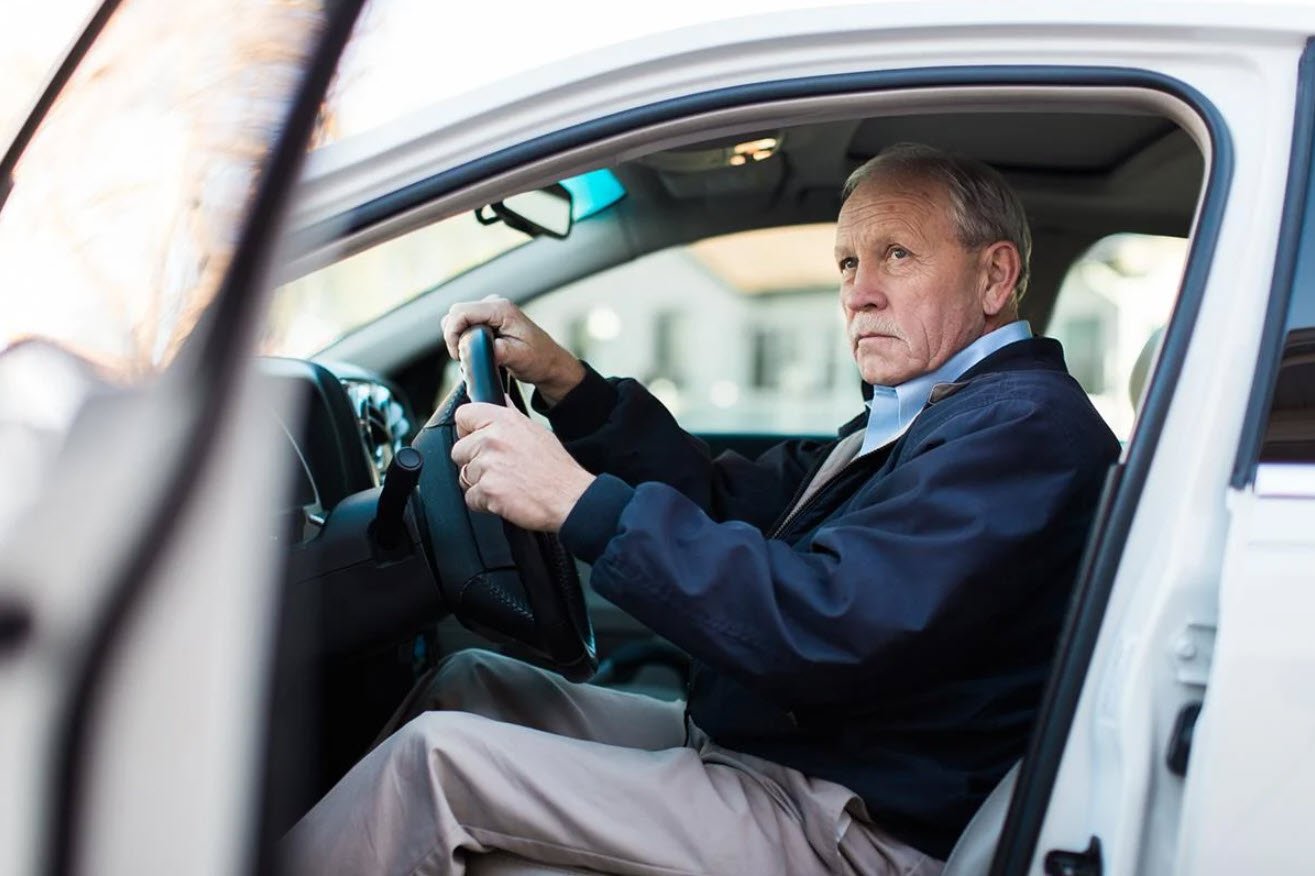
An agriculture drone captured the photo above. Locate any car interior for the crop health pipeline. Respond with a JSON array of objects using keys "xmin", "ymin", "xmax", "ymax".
[{"xmin": 258, "ymin": 88, "xmax": 1207, "ymax": 874}]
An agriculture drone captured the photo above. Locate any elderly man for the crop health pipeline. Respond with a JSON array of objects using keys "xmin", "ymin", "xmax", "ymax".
[{"xmin": 283, "ymin": 144, "xmax": 1119, "ymax": 875}]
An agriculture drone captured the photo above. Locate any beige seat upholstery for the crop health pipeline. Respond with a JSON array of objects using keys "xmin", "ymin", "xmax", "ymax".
[
  {"xmin": 1128, "ymin": 327, "xmax": 1165, "ymax": 413},
  {"xmin": 941, "ymin": 761, "xmax": 1020, "ymax": 876},
  {"xmin": 466, "ymin": 762, "xmax": 1021, "ymax": 876}
]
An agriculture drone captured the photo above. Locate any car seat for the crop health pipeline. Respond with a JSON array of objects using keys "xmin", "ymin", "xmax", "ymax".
[{"xmin": 1129, "ymin": 327, "xmax": 1165, "ymax": 412}]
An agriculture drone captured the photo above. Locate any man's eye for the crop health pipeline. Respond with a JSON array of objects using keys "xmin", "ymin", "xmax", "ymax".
[
  {"xmin": 838, "ymin": 256, "xmax": 858, "ymax": 272},
  {"xmin": 888, "ymin": 246, "xmax": 909, "ymax": 260}
]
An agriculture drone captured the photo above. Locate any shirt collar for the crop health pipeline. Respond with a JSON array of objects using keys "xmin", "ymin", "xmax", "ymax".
[{"xmin": 860, "ymin": 320, "xmax": 1032, "ymax": 456}]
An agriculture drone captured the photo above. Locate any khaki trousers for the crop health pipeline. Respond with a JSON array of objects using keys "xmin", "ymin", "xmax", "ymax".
[{"xmin": 281, "ymin": 649, "xmax": 941, "ymax": 876}]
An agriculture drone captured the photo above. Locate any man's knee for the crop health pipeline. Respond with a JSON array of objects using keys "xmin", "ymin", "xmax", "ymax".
[
  {"xmin": 432, "ymin": 648, "xmax": 545, "ymax": 711},
  {"xmin": 388, "ymin": 710, "xmax": 494, "ymax": 778},
  {"xmin": 436, "ymin": 647, "xmax": 520, "ymax": 683}
]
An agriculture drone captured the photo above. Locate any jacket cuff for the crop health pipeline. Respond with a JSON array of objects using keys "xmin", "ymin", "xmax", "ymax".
[
  {"xmin": 559, "ymin": 474, "xmax": 633, "ymax": 564},
  {"xmin": 531, "ymin": 362, "xmax": 618, "ymax": 441}
]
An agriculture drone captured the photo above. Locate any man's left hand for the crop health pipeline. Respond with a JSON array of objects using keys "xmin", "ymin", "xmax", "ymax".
[{"xmin": 451, "ymin": 403, "xmax": 596, "ymax": 532}]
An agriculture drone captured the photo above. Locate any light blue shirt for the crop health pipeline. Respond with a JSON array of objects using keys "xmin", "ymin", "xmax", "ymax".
[{"xmin": 859, "ymin": 320, "xmax": 1033, "ymax": 457}]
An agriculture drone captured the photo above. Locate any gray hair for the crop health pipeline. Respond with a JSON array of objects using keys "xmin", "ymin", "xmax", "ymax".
[{"xmin": 841, "ymin": 143, "xmax": 1032, "ymax": 303}]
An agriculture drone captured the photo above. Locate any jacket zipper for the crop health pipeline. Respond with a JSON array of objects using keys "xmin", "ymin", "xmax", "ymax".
[
  {"xmin": 768, "ymin": 451, "xmax": 876, "ymax": 541},
  {"xmin": 764, "ymin": 451, "xmax": 833, "ymax": 540}
]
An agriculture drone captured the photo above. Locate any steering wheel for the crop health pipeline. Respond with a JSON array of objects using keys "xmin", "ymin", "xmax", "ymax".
[{"xmin": 410, "ymin": 326, "xmax": 597, "ymax": 681}]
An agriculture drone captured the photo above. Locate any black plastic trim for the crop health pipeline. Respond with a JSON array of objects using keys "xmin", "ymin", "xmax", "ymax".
[
  {"xmin": 1165, "ymin": 700, "xmax": 1203, "ymax": 777},
  {"xmin": 292, "ymin": 65, "xmax": 1222, "ymax": 252},
  {"xmin": 45, "ymin": 2, "xmax": 368, "ymax": 875},
  {"xmin": 1044, "ymin": 836, "xmax": 1104, "ymax": 876},
  {"xmin": 0, "ymin": 597, "xmax": 34, "ymax": 657},
  {"xmin": 990, "ymin": 79, "xmax": 1233, "ymax": 876},
  {"xmin": 1231, "ymin": 38, "xmax": 1315, "ymax": 487}
]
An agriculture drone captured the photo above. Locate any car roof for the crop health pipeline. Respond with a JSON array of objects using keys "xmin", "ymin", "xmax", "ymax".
[{"xmin": 303, "ymin": 0, "xmax": 1308, "ymax": 196}]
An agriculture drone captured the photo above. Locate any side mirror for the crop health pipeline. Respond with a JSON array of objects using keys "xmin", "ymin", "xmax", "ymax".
[{"xmin": 475, "ymin": 183, "xmax": 573, "ymax": 239}]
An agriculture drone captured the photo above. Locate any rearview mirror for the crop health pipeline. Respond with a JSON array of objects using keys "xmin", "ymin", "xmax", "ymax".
[{"xmin": 475, "ymin": 183, "xmax": 573, "ymax": 239}]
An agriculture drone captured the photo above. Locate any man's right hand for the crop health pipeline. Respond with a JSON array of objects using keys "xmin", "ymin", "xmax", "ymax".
[{"xmin": 441, "ymin": 295, "xmax": 586, "ymax": 406}]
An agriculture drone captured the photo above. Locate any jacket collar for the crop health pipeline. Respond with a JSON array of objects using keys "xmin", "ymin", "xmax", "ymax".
[
  {"xmin": 840, "ymin": 335, "xmax": 1067, "ymax": 439},
  {"xmin": 857, "ymin": 321, "xmax": 1033, "ymax": 456}
]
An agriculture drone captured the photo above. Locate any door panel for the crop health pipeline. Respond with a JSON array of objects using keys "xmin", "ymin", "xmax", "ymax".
[{"xmin": 1177, "ymin": 61, "xmax": 1315, "ymax": 869}]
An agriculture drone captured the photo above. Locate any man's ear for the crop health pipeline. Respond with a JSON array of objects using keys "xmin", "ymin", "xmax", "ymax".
[{"xmin": 979, "ymin": 241, "xmax": 1021, "ymax": 317}]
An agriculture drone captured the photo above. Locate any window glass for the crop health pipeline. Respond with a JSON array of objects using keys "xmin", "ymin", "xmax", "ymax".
[
  {"xmin": 1, "ymin": 0, "xmax": 321, "ymax": 377},
  {"xmin": 0, "ymin": 0, "xmax": 99, "ymax": 148},
  {"xmin": 1047, "ymin": 234, "xmax": 1188, "ymax": 441},
  {"xmin": 0, "ymin": 0, "xmax": 323, "ymax": 536},
  {"xmin": 1259, "ymin": 326, "xmax": 1315, "ymax": 462},
  {"xmin": 266, "ymin": 209, "xmax": 527, "ymax": 356},
  {"xmin": 522, "ymin": 224, "xmax": 854, "ymax": 434},
  {"xmin": 1258, "ymin": 167, "xmax": 1315, "ymax": 463}
]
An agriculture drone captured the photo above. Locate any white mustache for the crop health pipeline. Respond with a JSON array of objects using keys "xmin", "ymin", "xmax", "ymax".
[{"xmin": 849, "ymin": 321, "xmax": 904, "ymax": 344}]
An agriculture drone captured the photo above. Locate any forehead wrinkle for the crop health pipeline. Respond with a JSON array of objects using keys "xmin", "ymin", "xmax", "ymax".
[
  {"xmin": 842, "ymin": 174, "xmax": 949, "ymax": 232},
  {"xmin": 837, "ymin": 196, "xmax": 934, "ymax": 253}
]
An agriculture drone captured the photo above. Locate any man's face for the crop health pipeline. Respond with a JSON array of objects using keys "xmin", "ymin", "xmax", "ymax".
[{"xmin": 835, "ymin": 174, "xmax": 994, "ymax": 386}]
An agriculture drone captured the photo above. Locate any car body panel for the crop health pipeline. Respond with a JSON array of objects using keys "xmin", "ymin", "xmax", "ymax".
[
  {"xmin": 1176, "ymin": 474, "xmax": 1315, "ymax": 874},
  {"xmin": 291, "ymin": 4, "xmax": 1306, "ymax": 230}
]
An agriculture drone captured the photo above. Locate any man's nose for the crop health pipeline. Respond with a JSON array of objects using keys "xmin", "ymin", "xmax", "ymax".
[{"xmin": 841, "ymin": 267, "xmax": 888, "ymax": 313}]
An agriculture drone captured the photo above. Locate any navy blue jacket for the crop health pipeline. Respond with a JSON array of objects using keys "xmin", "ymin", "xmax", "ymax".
[{"xmin": 547, "ymin": 337, "xmax": 1119, "ymax": 859}]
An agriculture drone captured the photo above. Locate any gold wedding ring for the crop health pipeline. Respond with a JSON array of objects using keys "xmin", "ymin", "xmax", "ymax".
[{"xmin": 459, "ymin": 463, "xmax": 473, "ymax": 490}]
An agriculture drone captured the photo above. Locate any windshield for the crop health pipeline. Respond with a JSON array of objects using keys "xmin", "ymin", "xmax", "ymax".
[
  {"xmin": 265, "ymin": 169, "xmax": 626, "ymax": 356},
  {"xmin": 265, "ymin": 208, "xmax": 529, "ymax": 357}
]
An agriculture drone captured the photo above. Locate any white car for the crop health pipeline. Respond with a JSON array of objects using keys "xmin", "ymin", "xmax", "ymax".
[{"xmin": 1, "ymin": 1, "xmax": 1312, "ymax": 874}]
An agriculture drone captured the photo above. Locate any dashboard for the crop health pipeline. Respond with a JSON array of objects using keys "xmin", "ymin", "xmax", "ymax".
[
  {"xmin": 260, "ymin": 353, "xmax": 442, "ymax": 664},
  {"xmin": 335, "ymin": 364, "xmax": 417, "ymax": 483},
  {"xmin": 259, "ymin": 357, "xmax": 418, "ymax": 543}
]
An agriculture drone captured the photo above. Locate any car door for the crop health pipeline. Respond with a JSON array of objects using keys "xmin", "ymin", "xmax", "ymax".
[
  {"xmin": 993, "ymin": 31, "xmax": 1313, "ymax": 876},
  {"xmin": 0, "ymin": 1, "xmax": 367, "ymax": 872},
  {"xmin": 1163, "ymin": 43, "xmax": 1315, "ymax": 876}
]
